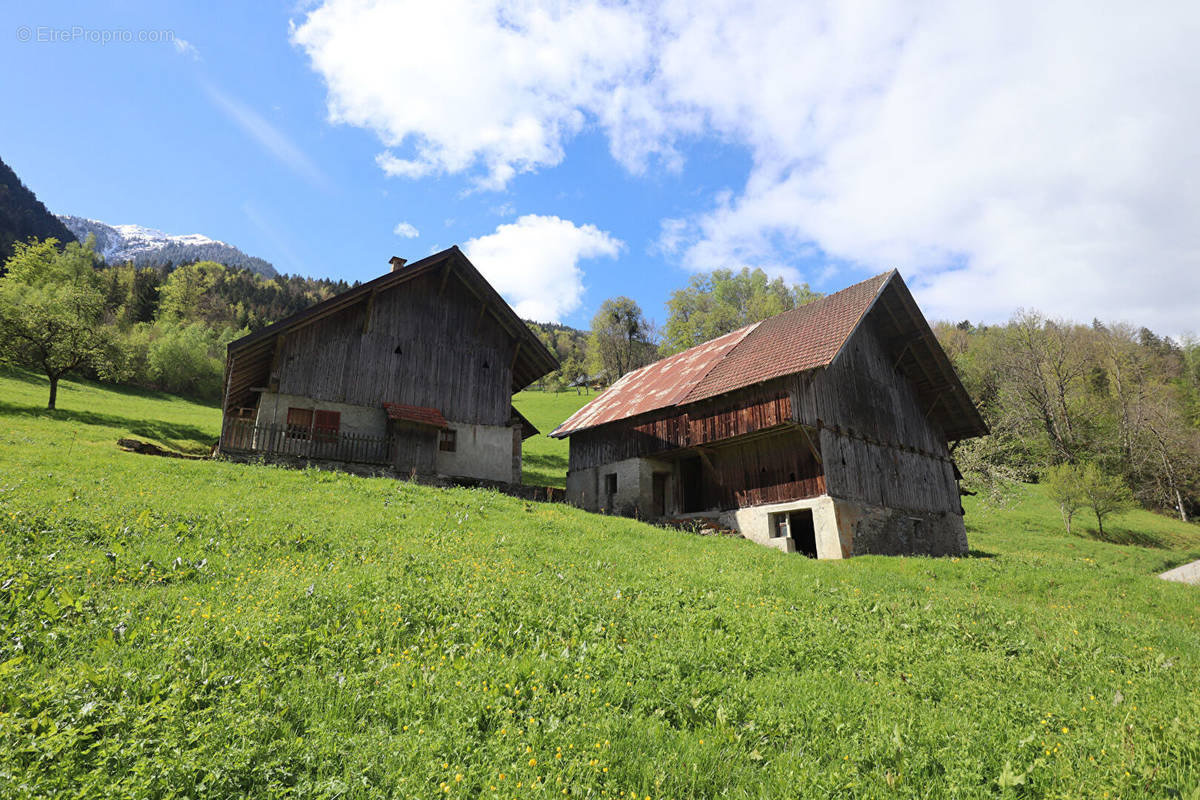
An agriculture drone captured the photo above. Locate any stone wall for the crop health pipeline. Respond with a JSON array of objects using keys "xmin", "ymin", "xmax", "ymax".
[
  {"xmin": 834, "ymin": 500, "xmax": 968, "ymax": 557},
  {"xmin": 720, "ymin": 494, "xmax": 967, "ymax": 558},
  {"xmin": 565, "ymin": 456, "xmax": 674, "ymax": 518}
]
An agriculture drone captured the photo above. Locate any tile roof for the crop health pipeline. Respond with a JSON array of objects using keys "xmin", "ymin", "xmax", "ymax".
[
  {"xmin": 684, "ymin": 271, "xmax": 892, "ymax": 403},
  {"xmin": 550, "ymin": 271, "xmax": 892, "ymax": 437},
  {"xmin": 549, "ymin": 324, "xmax": 759, "ymax": 436},
  {"xmin": 384, "ymin": 403, "xmax": 448, "ymax": 428}
]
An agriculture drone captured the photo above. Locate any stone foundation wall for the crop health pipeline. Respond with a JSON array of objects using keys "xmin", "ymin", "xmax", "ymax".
[
  {"xmin": 565, "ymin": 456, "xmax": 674, "ymax": 517},
  {"xmin": 718, "ymin": 495, "xmax": 967, "ymax": 558},
  {"xmin": 834, "ymin": 500, "xmax": 968, "ymax": 557}
]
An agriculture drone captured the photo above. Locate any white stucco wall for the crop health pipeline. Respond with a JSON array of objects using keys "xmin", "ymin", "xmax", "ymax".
[
  {"xmin": 434, "ymin": 422, "xmax": 518, "ymax": 484},
  {"xmin": 256, "ymin": 393, "xmax": 519, "ymax": 484},
  {"xmin": 256, "ymin": 392, "xmax": 387, "ymax": 436},
  {"xmin": 720, "ymin": 495, "xmax": 845, "ymax": 558}
]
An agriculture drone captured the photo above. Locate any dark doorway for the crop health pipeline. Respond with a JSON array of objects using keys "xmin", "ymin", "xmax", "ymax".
[
  {"xmin": 680, "ymin": 456, "xmax": 703, "ymax": 513},
  {"xmin": 789, "ymin": 509, "xmax": 817, "ymax": 557},
  {"xmin": 652, "ymin": 472, "xmax": 668, "ymax": 518}
]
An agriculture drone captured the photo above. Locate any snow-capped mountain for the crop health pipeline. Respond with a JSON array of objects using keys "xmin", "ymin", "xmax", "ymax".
[{"xmin": 58, "ymin": 215, "xmax": 277, "ymax": 277}]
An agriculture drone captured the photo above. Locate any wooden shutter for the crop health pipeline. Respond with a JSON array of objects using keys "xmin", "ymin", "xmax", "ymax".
[
  {"xmin": 314, "ymin": 410, "xmax": 341, "ymax": 443},
  {"xmin": 286, "ymin": 407, "xmax": 313, "ymax": 439}
]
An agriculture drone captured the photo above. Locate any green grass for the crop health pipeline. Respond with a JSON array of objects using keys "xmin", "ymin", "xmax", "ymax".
[
  {"xmin": 1, "ymin": 370, "xmax": 1199, "ymax": 799},
  {"xmin": 514, "ymin": 389, "xmax": 593, "ymax": 487}
]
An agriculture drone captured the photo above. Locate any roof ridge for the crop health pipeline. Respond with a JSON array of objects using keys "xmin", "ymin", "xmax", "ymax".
[{"xmin": 679, "ymin": 270, "xmax": 893, "ymax": 405}]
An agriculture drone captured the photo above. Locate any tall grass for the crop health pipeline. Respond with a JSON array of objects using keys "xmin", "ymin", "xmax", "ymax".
[{"xmin": 1, "ymin": 370, "xmax": 1197, "ymax": 798}]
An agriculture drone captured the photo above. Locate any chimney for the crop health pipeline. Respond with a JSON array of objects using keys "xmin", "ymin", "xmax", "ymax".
[{"xmin": 389, "ymin": 256, "xmax": 407, "ymax": 272}]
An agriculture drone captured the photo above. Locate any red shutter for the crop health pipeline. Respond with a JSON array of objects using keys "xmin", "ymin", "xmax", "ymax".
[{"xmin": 314, "ymin": 410, "xmax": 340, "ymax": 442}]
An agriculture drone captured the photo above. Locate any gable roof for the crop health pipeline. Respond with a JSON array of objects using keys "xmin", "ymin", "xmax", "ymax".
[
  {"xmin": 222, "ymin": 246, "xmax": 558, "ymax": 413},
  {"xmin": 550, "ymin": 270, "xmax": 987, "ymax": 441}
]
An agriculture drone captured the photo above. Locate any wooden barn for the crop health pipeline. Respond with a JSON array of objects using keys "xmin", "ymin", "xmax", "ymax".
[
  {"xmin": 550, "ymin": 271, "xmax": 987, "ymax": 558},
  {"xmin": 218, "ymin": 247, "xmax": 558, "ymax": 483}
]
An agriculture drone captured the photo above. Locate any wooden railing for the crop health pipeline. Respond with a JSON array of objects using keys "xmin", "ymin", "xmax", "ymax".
[{"xmin": 220, "ymin": 419, "xmax": 391, "ymax": 465}]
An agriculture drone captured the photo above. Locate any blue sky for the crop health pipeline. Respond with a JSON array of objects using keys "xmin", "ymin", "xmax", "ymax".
[{"xmin": 3, "ymin": 1, "xmax": 1197, "ymax": 334}]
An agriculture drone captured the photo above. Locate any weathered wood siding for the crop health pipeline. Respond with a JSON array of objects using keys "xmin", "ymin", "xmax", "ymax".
[
  {"xmin": 567, "ymin": 385, "xmax": 793, "ymax": 471},
  {"xmin": 694, "ymin": 430, "xmax": 825, "ymax": 510},
  {"xmin": 273, "ymin": 271, "xmax": 515, "ymax": 426},
  {"xmin": 568, "ymin": 315, "xmax": 960, "ymax": 515},
  {"xmin": 389, "ymin": 423, "xmax": 437, "ymax": 476},
  {"xmin": 812, "ymin": 318, "xmax": 960, "ymax": 514}
]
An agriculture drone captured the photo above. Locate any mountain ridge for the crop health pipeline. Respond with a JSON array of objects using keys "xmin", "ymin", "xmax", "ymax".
[
  {"xmin": 0, "ymin": 156, "xmax": 78, "ymax": 263},
  {"xmin": 58, "ymin": 215, "xmax": 277, "ymax": 277}
]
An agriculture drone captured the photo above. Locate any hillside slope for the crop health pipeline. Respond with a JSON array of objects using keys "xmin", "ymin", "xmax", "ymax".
[
  {"xmin": 1, "ymin": 370, "xmax": 1198, "ymax": 798},
  {"xmin": 0, "ymin": 155, "xmax": 77, "ymax": 263}
]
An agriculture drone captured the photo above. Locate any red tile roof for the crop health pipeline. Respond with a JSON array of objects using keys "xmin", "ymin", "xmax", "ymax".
[
  {"xmin": 684, "ymin": 271, "xmax": 891, "ymax": 403},
  {"xmin": 549, "ymin": 324, "xmax": 759, "ymax": 436},
  {"xmin": 550, "ymin": 271, "xmax": 892, "ymax": 437},
  {"xmin": 383, "ymin": 403, "xmax": 448, "ymax": 428}
]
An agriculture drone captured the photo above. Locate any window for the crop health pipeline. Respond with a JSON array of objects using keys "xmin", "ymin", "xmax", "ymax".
[
  {"xmin": 604, "ymin": 473, "xmax": 617, "ymax": 495},
  {"xmin": 286, "ymin": 407, "xmax": 313, "ymax": 439},
  {"xmin": 313, "ymin": 410, "xmax": 341, "ymax": 443},
  {"xmin": 439, "ymin": 429, "xmax": 457, "ymax": 452}
]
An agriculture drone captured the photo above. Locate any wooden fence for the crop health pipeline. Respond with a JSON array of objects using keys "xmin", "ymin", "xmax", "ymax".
[{"xmin": 221, "ymin": 419, "xmax": 391, "ymax": 465}]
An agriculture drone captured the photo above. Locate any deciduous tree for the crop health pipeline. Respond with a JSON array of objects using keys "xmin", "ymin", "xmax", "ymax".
[
  {"xmin": 587, "ymin": 297, "xmax": 655, "ymax": 384},
  {"xmin": 0, "ymin": 237, "xmax": 121, "ymax": 409},
  {"xmin": 661, "ymin": 267, "xmax": 820, "ymax": 355},
  {"xmin": 1080, "ymin": 463, "xmax": 1134, "ymax": 536}
]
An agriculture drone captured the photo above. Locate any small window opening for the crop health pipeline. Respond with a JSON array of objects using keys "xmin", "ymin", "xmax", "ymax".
[
  {"xmin": 394, "ymin": 345, "xmax": 403, "ymax": 355},
  {"xmin": 482, "ymin": 359, "xmax": 490, "ymax": 369},
  {"xmin": 286, "ymin": 407, "xmax": 313, "ymax": 440},
  {"xmin": 439, "ymin": 429, "xmax": 457, "ymax": 452},
  {"xmin": 769, "ymin": 509, "xmax": 818, "ymax": 557}
]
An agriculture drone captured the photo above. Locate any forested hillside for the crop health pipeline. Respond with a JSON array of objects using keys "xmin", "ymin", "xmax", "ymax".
[
  {"xmin": 936, "ymin": 315, "xmax": 1200, "ymax": 520},
  {"xmin": 0, "ymin": 156, "xmax": 76, "ymax": 264}
]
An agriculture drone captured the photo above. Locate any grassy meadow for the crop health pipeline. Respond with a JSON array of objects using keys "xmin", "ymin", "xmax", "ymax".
[
  {"xmin": 1, "ymin": 368, "xmax": 1199, "ymax": 798},
  {"xmin": 513, "ymin": 389, "xmax": 593, "ymax": 487}
]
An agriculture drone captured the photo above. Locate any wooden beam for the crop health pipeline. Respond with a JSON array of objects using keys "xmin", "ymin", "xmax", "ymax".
[
  {"xmin": 220, "ymin": 353, "xmax": 235, "ymax": 414},
  {"xmin": 923, "ymin": 390, "xmax": 946, "ymax": 421},
  {"xmin": 438, "ymin": 262, "xmax": 452, "ymax": 297},
  {"xmin": 361, "ymin": 291, "xmax": 376, "ymax": 335},
  {"xmin": 269, "ymin": 334, "xmax": 286, "ymax": 392},
  {"xmin": 510, "ymin": 340, "xmax": 523, "ymax": 370},
  {"xmin": 798, "ymin": 423, "xmax": 823, "ymax": 464}
]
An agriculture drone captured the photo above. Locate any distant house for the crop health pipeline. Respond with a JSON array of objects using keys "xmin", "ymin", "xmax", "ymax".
[
  {"xmin": 550, "ymin": 271, "xmax": 987, "ymax": 558},
  {"xmin": 218, "ymin": 247, "xmax": 558, "ymax": 483}
]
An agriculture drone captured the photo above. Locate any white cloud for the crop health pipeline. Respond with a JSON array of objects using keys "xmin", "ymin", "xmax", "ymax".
[
  {"xmin": 650, "ymin": 1, "xmax": 1200, "ymax": 333},
  {"xmin": 200, "ymin": 81, "xmax": 330, "ymax": 189},
  {"xmin": 393, "ymin": 221, "xmax": 419, "ymax": 238},
  {"xmin": 463, "ymin": 214, "xmax": 623, "ymax": 322},
  {"xmin": 172, "ymin": 38, "xmax": 199, "ymax": 59},
  {"xmin": 292, "ymin": 0, "xmax": 649, "ymax": 190},
  {"xmin": 293, "ymin": 0, "xmax": 1200, "ymax": 332}
]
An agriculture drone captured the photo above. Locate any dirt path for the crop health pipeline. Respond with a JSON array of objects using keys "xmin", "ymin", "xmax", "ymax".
[{"xmin": 1160, "ymin": 559, "xmax": 1200, "ymax": 585}]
